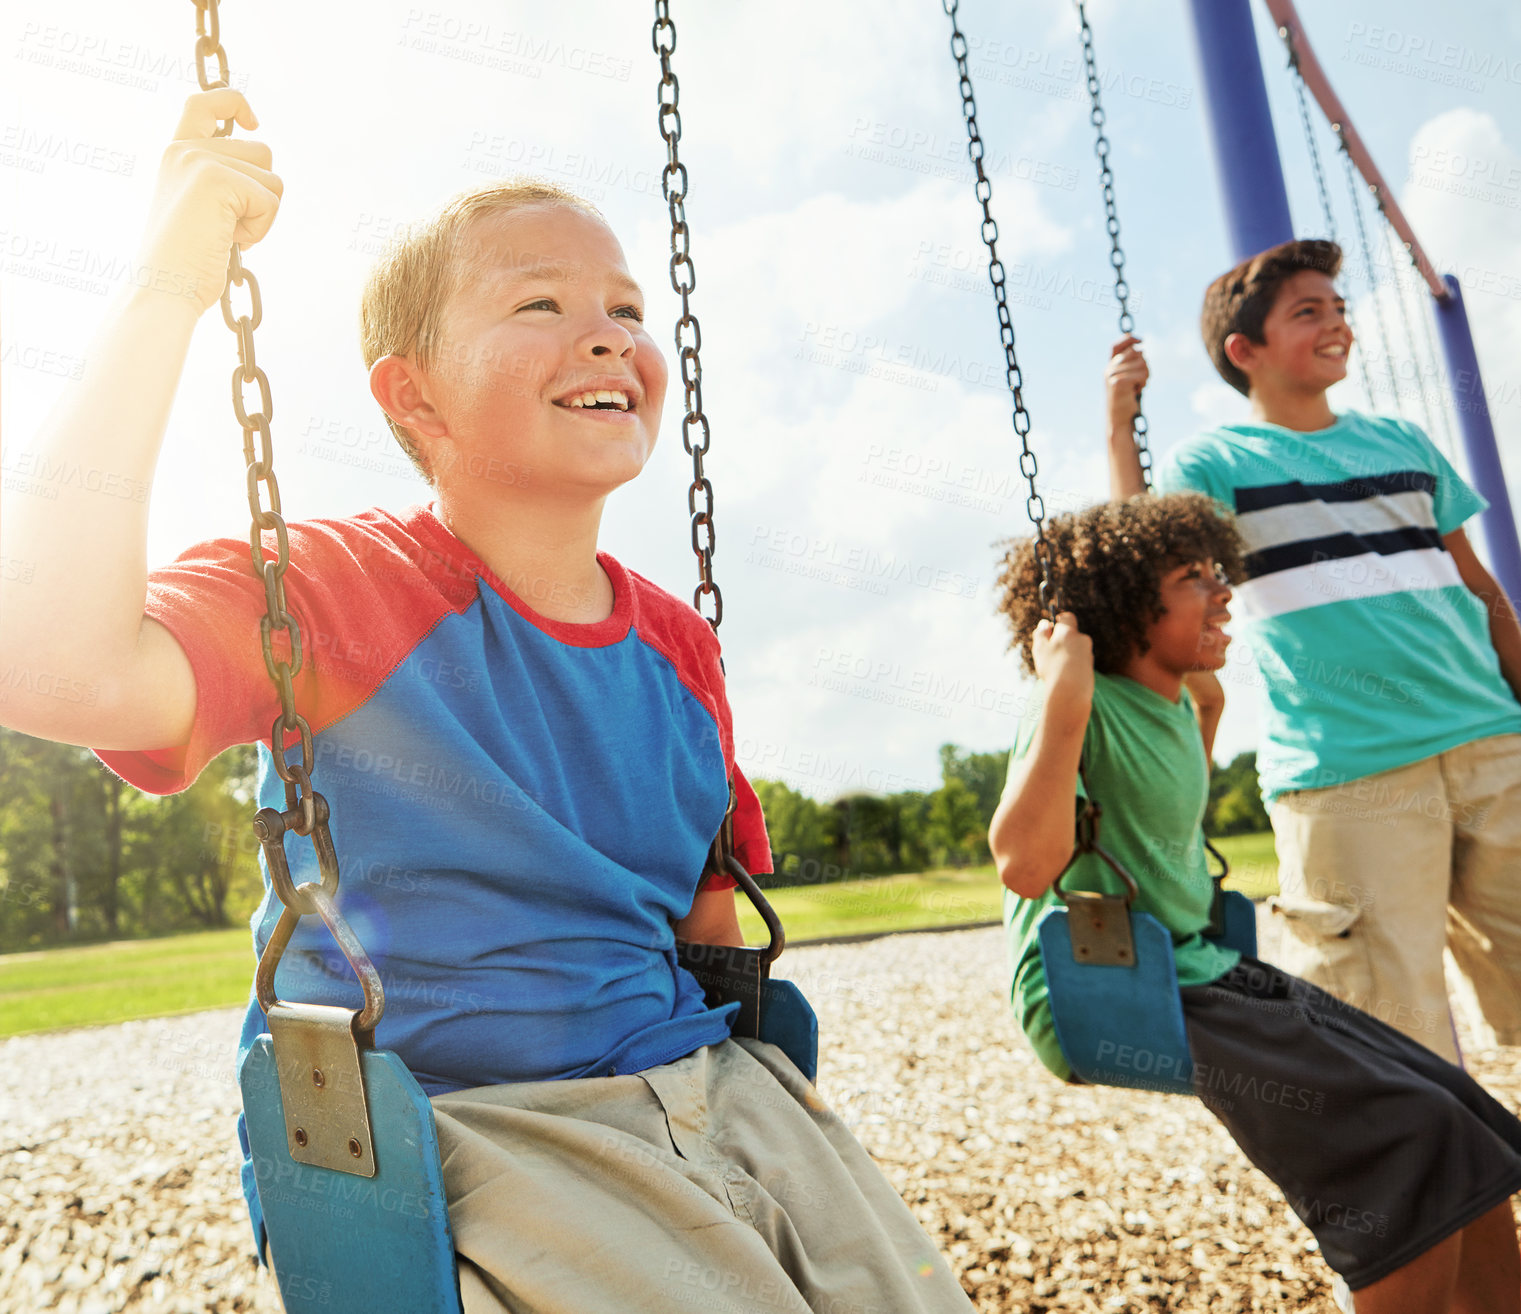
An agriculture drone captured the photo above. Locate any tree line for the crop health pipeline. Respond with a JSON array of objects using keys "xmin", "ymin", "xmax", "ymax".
[
  {"xmin": 0, "ymin": 727, "xmax": 1269, "ymax": 952},
  {"xmin": 757, "ymin": 745, "xmax": 1269, "ymax": 889},
  {"xmin": 0, "ymin": 729, "xmax": 263, "ymax": 952}
]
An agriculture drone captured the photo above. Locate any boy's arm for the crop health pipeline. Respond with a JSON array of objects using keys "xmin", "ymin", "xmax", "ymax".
[
  {"xmin": 0, "ymin": 91, "xmax": 281, "ymax": 751},
  {"xmin": 674, "ymin": 885, "xmax": 745, "ymax": 947},
  {"xmin": 1445, "ymin": 528, "xmax": 1521, "ymax": 703},
  {"xmin": 1184, "ymin": 671, "xmax": 1225, "ymax": 762},
  {"xmin": 1105, "ymin": 335, "xmax": 1150, "ymax": 500},
  {"xmin": 989, "ymin": 613, "xmax": 1093, "ymax": 899}
]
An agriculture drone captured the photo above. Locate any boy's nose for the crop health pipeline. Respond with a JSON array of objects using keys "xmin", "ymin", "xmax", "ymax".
[{"xmin": 585, "ymin": 319, "xmax": 636, "ymax": 358}]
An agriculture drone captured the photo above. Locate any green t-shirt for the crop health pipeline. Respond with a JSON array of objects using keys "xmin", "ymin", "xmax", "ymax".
[
  {"xmin": 1156, "ymin": 410, "xmax": 1521, "ymax": 802},
  {"xmin": 1004, "ymin": 674, "xmax": 1241, "ymax": 1080}
]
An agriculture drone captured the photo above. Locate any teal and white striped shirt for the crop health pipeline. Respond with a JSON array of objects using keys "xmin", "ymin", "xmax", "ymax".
[{"xmin": 1157, "ymin": 411, "xmax": 1521, "ymax": 802}]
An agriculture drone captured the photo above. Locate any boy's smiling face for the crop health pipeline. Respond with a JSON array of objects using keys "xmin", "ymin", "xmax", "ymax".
[
  {"xmin": 418, "ymin": 203, "xmax": 667, "ymax": 499},
  {"xmin": 1145, "ymin": 558, "xmax": 1233, "ymax": 674},
  {"xmin": 1227, "ymin": 268, "xmax": 1353, "ymax": 398}
]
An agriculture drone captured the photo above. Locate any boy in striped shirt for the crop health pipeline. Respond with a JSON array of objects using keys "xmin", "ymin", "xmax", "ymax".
[{"xmin": 1110, "ymin": 238, "xmax": 1521, "ymax": 1063}]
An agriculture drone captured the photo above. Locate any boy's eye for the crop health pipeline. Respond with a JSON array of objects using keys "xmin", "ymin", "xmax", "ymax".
[
  {"xmin": 519, "ymin": 298, "xmax": 558, "ymax": 312},
  {"xmin": 612, "ymin": 304, "xmax": 643, "ymax": 322}
]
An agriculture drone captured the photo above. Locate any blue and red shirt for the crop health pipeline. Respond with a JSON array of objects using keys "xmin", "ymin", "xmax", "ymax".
[{"xmin": 98, "ymin": 503, "xmax": 771, "ymax": 1245}]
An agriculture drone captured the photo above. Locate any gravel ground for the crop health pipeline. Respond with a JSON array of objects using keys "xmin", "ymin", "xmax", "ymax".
[{"xmin": 5, "ymin": 922, "xmax": 1521, "ymax": 1313}]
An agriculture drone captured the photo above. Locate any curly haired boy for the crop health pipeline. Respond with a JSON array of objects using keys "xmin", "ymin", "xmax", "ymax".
[{"xmin": 990, "ymin": 493, "xmax": 1521, "ymax": 1313}]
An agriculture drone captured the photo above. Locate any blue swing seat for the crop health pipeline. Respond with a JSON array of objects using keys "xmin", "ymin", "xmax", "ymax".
[
  {"xmin": 241, "ymin": 1038, "xmax": 464, "ymax": 1314},
  {"xmin": 244, "ymin": 988, "xmax": 819, "ymax": 1313},
  {"xmin": 758, "ymin": 978, "xmax": 820, "ymax": 1084},
  {"xmin": 1038, "ymin": 887, "xmax": 1257, "ymax": 1095}
]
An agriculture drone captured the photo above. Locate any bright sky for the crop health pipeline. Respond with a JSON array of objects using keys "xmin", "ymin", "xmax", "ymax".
[{"xmin": 4, "ymin": 0, "xmax": 1519, "ymax": 800}]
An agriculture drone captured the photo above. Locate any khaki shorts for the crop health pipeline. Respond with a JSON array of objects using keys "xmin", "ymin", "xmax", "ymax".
[
  {"xmin": 431, "ymin": 1038, "xmax": 973, "ymax": 1314},
  {"xmin": 1269, "ymin": 733, "xmax": 1521, "ymax": 1062}
]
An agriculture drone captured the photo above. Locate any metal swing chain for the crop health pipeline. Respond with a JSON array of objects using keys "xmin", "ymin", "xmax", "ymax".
[
  {"xmin": 1339, "ymin": 142, "xmax": 1404, "ymax": 416},
  {"xmin": 942, "ymin": 0, "xmax": 1057, "ymax": 618},
  {"xmin": 190, "ymin": 1, "xmax": 376, "ymax": 1027},
  {"xmin": 653, "ymin": 2, "xmax": 722, "ymax": 633},
  {"xmin": 1385, "ymin": 224, "xmax": 1444, "ymax": 445},
  {"xmin": 1282, "ymin": 36, "xmax": 1379, "ymax": 409},
  {"xmin": 1075, "ymin": 1, "xmax": 1151, "ymax": 491},
  {"xmin": 1410, "ymin": 254, "xmax": 1461, "ymax": 456}
]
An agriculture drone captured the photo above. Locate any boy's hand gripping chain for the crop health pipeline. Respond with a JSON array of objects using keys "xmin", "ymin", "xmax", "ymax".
[{"xmin": 193, "ymin": 0, "xmax": 383, "ymax": 1172}]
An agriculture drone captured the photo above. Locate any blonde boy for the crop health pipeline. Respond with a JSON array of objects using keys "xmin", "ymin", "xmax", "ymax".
[{"xmin": 0, "ymin": 90, "xmax": 973, "ymax": 1314}]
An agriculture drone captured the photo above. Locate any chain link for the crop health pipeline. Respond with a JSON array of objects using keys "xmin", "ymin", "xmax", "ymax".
[
  {"xmin": 1340, "ymin": 143, "xmax": 1403, "ymax": 416},
  {"xmin": 653, "ymin": 2, "xmax": 722, "ymax": 632},
  {"xmin": 1075, "ymin": 1, "xmax": 1150, "ymax": 489},
  {"xmin": 192, "ymin": 0, "xmax": 232, "ymax": 134},
  {"xmin": 943, "ymin": 1, "xmax": 1056, "ymax": 615},
  {"xmin": 1280, "ymin": 30, "xmax": 1379, "ymax": 413},
  {"xmin": 190, "ymin": 2, "xmax": 347, "ymax": 926},
  {"xmin": 1385, "ymin": 225, "xmax": 1443, "ymax": 445}
]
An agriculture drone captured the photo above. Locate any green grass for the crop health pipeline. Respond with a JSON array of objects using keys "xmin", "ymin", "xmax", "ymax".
[
  {"xmin": 739, "ymin": 866, "xmax": 1005, "ymax": 945},
  {"xmin": 0, "ymin": 928, "xmax": 253, "ymax": 1039},
  {"xmin": 0, "ymin": 833, "xmax": 1280, "ymax": 1037},
  {"xmin": 1213, "ymin": 830, "xmax": 1280, "ymax": 900}
]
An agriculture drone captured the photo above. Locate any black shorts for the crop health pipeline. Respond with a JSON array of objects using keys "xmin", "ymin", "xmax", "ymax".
[{"xmin": 1180, "ymin": 956, "xmax": 1521, "ymax": 1290}]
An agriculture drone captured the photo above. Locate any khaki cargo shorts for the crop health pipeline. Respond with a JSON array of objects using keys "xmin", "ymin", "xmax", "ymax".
[
  {"xmin": 1268, "ymin": 733, "xmax": 1521, "ymax": 1062},
  {"xmin": 430, "ymin": 1037, "xmax": 973, "ymax": 1314}
]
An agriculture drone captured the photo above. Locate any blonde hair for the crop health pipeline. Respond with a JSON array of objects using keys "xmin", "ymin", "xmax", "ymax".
[{"xmin": 359, "ymin": 179, "xmax": 606, "ymax": 479}]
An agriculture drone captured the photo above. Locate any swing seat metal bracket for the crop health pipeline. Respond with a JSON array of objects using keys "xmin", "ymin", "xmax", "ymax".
[
  {"xmin": 1062, "ymin": 891, "xmax": 1136, "ymax": 967},
  {"xmin": 267, "ymin": 1002, "xmax": 377, "ymax": 1177}
]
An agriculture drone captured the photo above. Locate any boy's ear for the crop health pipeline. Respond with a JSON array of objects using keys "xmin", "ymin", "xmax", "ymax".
[
  {"xmin": 1222, "ymin": 332, "xmax": 1258, "ymax": 379},
  {"xmin": 370, "ymin": 355, "xmax": 448, "ymax": 440}
]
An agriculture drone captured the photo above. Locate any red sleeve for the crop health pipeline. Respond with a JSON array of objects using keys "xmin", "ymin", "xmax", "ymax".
[
  {"xmin": 96, "ymin": 508, "xmax": 469, "ymax": 794},
  {"xmin": 729, "ymin": 764, "xmax": 772, "ymax": 880}
]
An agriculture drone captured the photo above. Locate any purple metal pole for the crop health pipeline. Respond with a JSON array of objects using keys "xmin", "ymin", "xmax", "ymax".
[
  {"xmin": 1434, "ymin": 275, "xmax": 1521, "ymax": 601},
  {"xmin": 1183, "ymin": 0, "xmax": 1295, "ymax": 260}
]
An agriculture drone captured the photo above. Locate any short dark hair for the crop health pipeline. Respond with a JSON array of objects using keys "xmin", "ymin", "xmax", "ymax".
[
  {"xmin": 995, "ymin": 494, "xmax": 1246, "ymax": 676},
  {"xmin": 1201, "ymin": 239, "xmax": 1342, "ymax": 396}
]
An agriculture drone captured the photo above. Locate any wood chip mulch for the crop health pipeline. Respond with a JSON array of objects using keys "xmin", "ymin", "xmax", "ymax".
[{"xmin": 5, "ymin": 921, "xmax": 1519, "ymax": 1313}]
